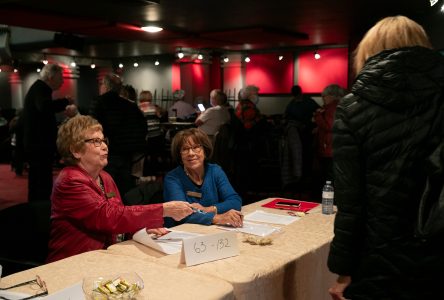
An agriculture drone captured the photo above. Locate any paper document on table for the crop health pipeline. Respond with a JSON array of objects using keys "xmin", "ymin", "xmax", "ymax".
[
  {"xmin": 0, "ymin": 291, "xmax": 36, "ymax": 300},
  {"xmin": 244, "ymin": 210, "xmax": 299, "ymax": 225},
  {"xmin": 133, "ymin": 228, "xmax": 201, "ymax": 254},
  {"xmin": 43, "ymin": 282, "xmax": 84, "ymax": 300},
  {"xmin": 217, "ymin": 221, "xmax": 280, "ymax": 237}
]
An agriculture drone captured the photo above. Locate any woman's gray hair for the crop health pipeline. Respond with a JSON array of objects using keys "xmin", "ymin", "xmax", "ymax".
[
  {"xmin": 40, "ymin": 63, "xmax": 63, "ymax": 81},
  {"xmin": 321, "ymin": 84, "xmax": 346, "ymax": 100}
]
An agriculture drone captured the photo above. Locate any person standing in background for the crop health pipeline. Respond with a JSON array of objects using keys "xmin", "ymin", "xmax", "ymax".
[
  {"xmin": 328, "ymin": 16, "xmax": 444, "ymax": 300},
  {"xmin": 313, "ymin": 84, "xmax": 346, "ymax": 185},
  {"xmin": 168, "ymin": 89, "xmax": 196, "ymax": 120},
  {"xmin": 22, "ymin": 63, "xmax": 77, "ymax": 202},
  {"xmin": 90, "ymin": 73, "xmax": 147, "ymax": 196}
]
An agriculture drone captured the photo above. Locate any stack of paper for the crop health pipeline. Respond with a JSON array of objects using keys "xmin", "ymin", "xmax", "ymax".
[{"xmin": 133, "ymin": 229, "xmax": 201, "ymax": 254}]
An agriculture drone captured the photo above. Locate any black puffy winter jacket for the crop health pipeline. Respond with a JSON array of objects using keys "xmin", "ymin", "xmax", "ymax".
[{"xmin": 328, "ymin": 46, "xmax": 444, "ymax": 299}]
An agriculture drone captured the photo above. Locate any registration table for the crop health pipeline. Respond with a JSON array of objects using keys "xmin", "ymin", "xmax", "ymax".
[
  {"xmin": 0, "ymin": 250, "xmax": 234, "ymax": 299},
  {"xmin": 107, "ymin": 199, "xmax": 337, "ymax": 300}
]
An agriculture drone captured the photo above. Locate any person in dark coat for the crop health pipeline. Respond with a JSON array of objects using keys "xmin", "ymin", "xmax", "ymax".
[
  {"xmin": 327, "ymin": 16, "xmax": 444, "ymax": 300},
  {"xmin": 90, "ymin": 73, "xmax": 147, "ymax": 196},
  {"xmin": 22, "ymin": 63, "xmax": 76, "ymax": 202}
]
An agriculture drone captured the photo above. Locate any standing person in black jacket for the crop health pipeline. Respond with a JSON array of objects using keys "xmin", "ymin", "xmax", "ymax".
[
  {"xmin": 90, "ymin": 73, "xmax": 147, "ymax": 196},
  {"xmin": 328, "ymin": 16, "xmax": 444, "ymax": 300},
  {"xmin": 22, "ymin": 63, "xmax": 77, "ymax": 202}
]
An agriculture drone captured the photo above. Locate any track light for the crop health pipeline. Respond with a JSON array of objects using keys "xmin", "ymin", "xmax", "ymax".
[
  {"xmin": 90, "ymin": 63, "xmax": 96, "ymax": 69},
  {"xmin": 118, "ymin": 63, "xmax": 124, "ymax": 68},
  {"xmin": 278, "ymin": 55, "xmax": 284, "ymax": 61},
  {"xmin": 154, "ymin": 60, "xmax": 160, "ymax": 66},
  {"xmin": 42, "ymin": 54, "xmax": 48, "ymax": 65},
  {"xmin": 223, "ymin": 56, "xmax": 229, "ymax": 63},
  {"xmin": 244, "ymin": 56, "xmax": 250, "ymax": 63},
  {"xmin": 70, "ymin": 61, "xmax": 76, "ymax": 67},
  {"xmin": 430, "ymin": 0, "xmax": 438, "ymax": 6},
  {"xmin": 314, "ymin": 51, "xmax": 321, "ymax": 60},
  {"xmin": 133, "ymin": 62, "xmax": 139, "ymax": 68},
  {"xmin": 177, "ymin": 47, "xmax": 185, "ymax": 59}
]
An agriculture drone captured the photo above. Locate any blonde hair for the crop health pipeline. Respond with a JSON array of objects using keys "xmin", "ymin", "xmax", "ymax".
[
  {"xmin": 139, "ymin": 90, "xmax": 153, "ymax": 103},
  {"xmin": 354, "ymin": 15, "xmax": 432, "ymax": 74},
  {"xmin": 170, "ymin": 128, "xmax": 213, "ymax": 164},
  {"xmin": 57, "ymin": 115, "xmax": 103, "ymax": 166}
]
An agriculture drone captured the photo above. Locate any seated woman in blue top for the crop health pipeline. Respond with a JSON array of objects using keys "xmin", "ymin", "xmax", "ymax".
[{"xmin": 164, "ymin": 128, "xmax": 243, "ymax": 227}]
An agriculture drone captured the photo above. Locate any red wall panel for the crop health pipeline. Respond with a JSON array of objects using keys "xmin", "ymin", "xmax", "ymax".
[
  {"xmin": 245, "ymin": 53, "xmax": 294, "ymax": 94},
  {"xmin": 298, "ymin": 48, "xmax": 348, "ymax": 93}
]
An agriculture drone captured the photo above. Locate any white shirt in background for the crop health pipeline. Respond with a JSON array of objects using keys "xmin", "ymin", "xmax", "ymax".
[{"xmin": 196, "ymin": 105, "xmax": 230, "ymax": 135}]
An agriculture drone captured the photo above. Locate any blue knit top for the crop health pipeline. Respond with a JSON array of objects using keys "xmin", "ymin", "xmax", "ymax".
[{"xmin": 163, "ymin": 163, "xmax": 242, "ymax": 225}]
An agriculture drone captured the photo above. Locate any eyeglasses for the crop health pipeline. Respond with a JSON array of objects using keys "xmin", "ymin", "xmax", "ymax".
[
  {"xmin": 0, "ymin": 275, "xmax": 48, "ymax": 300},
  {"xmin": 180, "ymin": 144, "xmax": 202, "ymax": 155},
  {"xmin": 84, "ymin": 137, "xmax": 109, "ymax": 147}
]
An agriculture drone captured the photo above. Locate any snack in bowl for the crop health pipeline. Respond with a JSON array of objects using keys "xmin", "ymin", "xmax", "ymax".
[{"xmin": 83, "ymin": 272, "xmax": 144, "ymax": 300}]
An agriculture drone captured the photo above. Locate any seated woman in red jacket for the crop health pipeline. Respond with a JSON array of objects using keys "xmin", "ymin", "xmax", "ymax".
[{"xmin": 46, "ymin": 115, "xmax": 192, "ymax": 262}]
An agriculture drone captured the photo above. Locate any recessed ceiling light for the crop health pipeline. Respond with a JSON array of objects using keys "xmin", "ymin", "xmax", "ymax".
[{"xmin": 141, "ymin": 26, "xmax": 163, "ymax": 33}]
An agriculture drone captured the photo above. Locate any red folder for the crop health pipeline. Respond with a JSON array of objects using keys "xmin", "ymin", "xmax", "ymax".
[{"xmin": 262, "ymin": 198, "xmax": 319, "ymax": 213}]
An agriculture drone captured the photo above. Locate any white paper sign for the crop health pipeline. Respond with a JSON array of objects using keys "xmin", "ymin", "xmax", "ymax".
[
  {"xmin": 244, "ymin": 210, "xmax": 299, "ymax": 225},
  {"xmin": 133, "ymin": 228, "xmax": 201, "ymax": 254},
  {"xmin": 180, "ymin": 231, "xmax": 239, "ymax": 266}
]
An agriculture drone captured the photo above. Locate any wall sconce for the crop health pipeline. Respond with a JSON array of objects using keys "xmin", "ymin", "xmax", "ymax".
[{"xmin": 314, "ymin": 51, "xmax": 321, "ymax": 60}]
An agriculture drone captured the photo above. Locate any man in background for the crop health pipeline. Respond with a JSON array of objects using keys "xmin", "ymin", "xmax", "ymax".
[
  {"xmin": 90, "ymin": 73, "xmax": 147, "ymax": 196},
  {"xmin": 22, "ymin": 63, "xmax": 77, "ymax": 202},
  {"xmin": 195, "ymin": 89, "xmax": 230, "ymax": 140}
]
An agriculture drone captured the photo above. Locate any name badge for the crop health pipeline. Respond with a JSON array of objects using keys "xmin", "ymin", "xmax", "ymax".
[
  {"xmin": 106, "ymin": 191, "xmax": 116, "ymax": 198},
  {"xmin": 186, "ymin": 191, "xmax": 202, "ymax": 198}
]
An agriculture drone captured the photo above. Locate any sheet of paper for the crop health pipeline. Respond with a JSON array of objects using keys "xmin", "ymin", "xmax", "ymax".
[
  {"xmin": 244, "ymin": 210, "xmax": 299, "ymax": 225},
  {"xmin": 133, "ymin": 228, "xmax": 201, "ymax": 254},
  {"xmin": 44, "ymin": 282, "xmax": 84, "ymax": 300},
  {"xmin": 0, "ymin": 291, "xmax": 34, "ymax": 300},
  {"xmin": 217, "ymin": 221, "xmax": 280, "ymax": 236}
]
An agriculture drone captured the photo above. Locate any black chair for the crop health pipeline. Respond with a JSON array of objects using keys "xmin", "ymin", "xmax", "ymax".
[{"xmin": 0, "ymin": 202, "xmax": 51, "ymax": 276}]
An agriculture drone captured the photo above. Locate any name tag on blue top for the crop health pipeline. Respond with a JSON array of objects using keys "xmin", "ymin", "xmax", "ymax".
[{"xmin": 186, "ymin": 191, "xmax": 202, "ymax": 198}]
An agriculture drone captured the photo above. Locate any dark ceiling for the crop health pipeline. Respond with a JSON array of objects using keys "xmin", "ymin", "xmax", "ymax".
[{"xmin": 0, "ymin": 0, "xmax": 436, "ymax": 60}]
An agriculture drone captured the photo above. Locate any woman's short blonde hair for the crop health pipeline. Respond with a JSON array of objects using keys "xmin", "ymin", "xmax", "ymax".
[
  {"xmin": 170, "ymin": 128, "xmax": 213, "ymax": 164},
  {"xmin": 354, "ymin": 15, "xmax": 432, "ymax": 74},
  {"xmin": 57, "ymin": 115, "xmax": 103, "ymax": 166}
]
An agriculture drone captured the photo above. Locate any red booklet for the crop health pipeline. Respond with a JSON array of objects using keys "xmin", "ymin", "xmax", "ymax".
[{"xmin": 262, "ymin": 198, "xmax": 319, "ymax": 213}]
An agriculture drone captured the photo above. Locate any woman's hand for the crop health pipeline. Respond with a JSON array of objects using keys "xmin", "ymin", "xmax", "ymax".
[
  {"xmin": 146, "ymin": 227, "xmax": 169, "ymax": 236},
  {"xmin": 328, "ymin": 275, "xmax": 351, "ymax": 300},
  {"xmin": 213, "ymin": 209, "xmax": 243, "ymax": 227},
  {"xmin": 163, "ymin": 201, "xmax": 193, "ymax": 221}
]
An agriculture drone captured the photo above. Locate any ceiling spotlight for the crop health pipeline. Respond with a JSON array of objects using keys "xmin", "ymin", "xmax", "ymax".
[
  {"xmin": 430, "ymin": 0, "xmax": 438, "ymax": 6},
  {"xmin": 141, "ymin": 26, "xmax": 163, "ymax": 33},
  {"xmin": 42, "ymin": 59, "xmax": 48, "ymax": 65},
  {"xmin": 197, "ymin": 53, "xmax": 203, "ymax": 60},
  {"xmin": 278, "ymin": 55, "xmax": 284, "ymax": 61},
  {"xmin": 90, "ymin": 63, "xmax": 96, "ymax": 69},
  {"xmin": 70, "ymin": 61, "xmax": 76, "ymax": 67},
  {"xmin": 118, "ymin": 63, "xmax": 124, "ymax": 68},
  {"xmin": 223, "ymin": 56, "xmax": 229, "ymax": 63},
  {"xmin": 37, "ymin": 68, "xmax": 41, "ymax": 73},
  {"xmin": 177, "ymin": 50, "xmax": 184, "ymax": 59},
  {"xmin": 133, "ymin": 62, "xmax": 139, "ymax": 68},
  {"xmin": 13, "ymin": 69, "xmax": 18, "ymax": 73},
  {"xmin": 314, "ymin": 51, "xmax": 321, "ymax": 60},
  {"xmin": 154, "ymin": 60, "xmax": 160, "ymax": 66},
  {"xmin": 244, "ymin": 56, "xmax": 251, "ymax": 63}
]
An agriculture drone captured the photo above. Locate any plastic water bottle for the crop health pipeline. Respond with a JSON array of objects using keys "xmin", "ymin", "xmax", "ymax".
[{"xmin": 322, "ymin": 181, "xmax": 334, "ymax": 215}]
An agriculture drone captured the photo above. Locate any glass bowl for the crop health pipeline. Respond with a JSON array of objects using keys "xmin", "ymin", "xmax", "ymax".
[{"xmin": 82, "ymin": 272, "xmax": 144, "ymax": 300}]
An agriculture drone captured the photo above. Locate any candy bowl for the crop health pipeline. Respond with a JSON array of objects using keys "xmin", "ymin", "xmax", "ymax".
[{"xmin": 82, "ymin": 272, "xmax": 144, "ymax": 300}]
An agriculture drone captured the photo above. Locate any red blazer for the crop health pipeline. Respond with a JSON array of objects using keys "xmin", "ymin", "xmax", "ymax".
[
  {"xmin": 313, "ymin": 100, "xmax": 339, "ymax": 158},
  {"xmin": 46, "ymin": 166, "xmax": 164, "ymax": 262}
]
